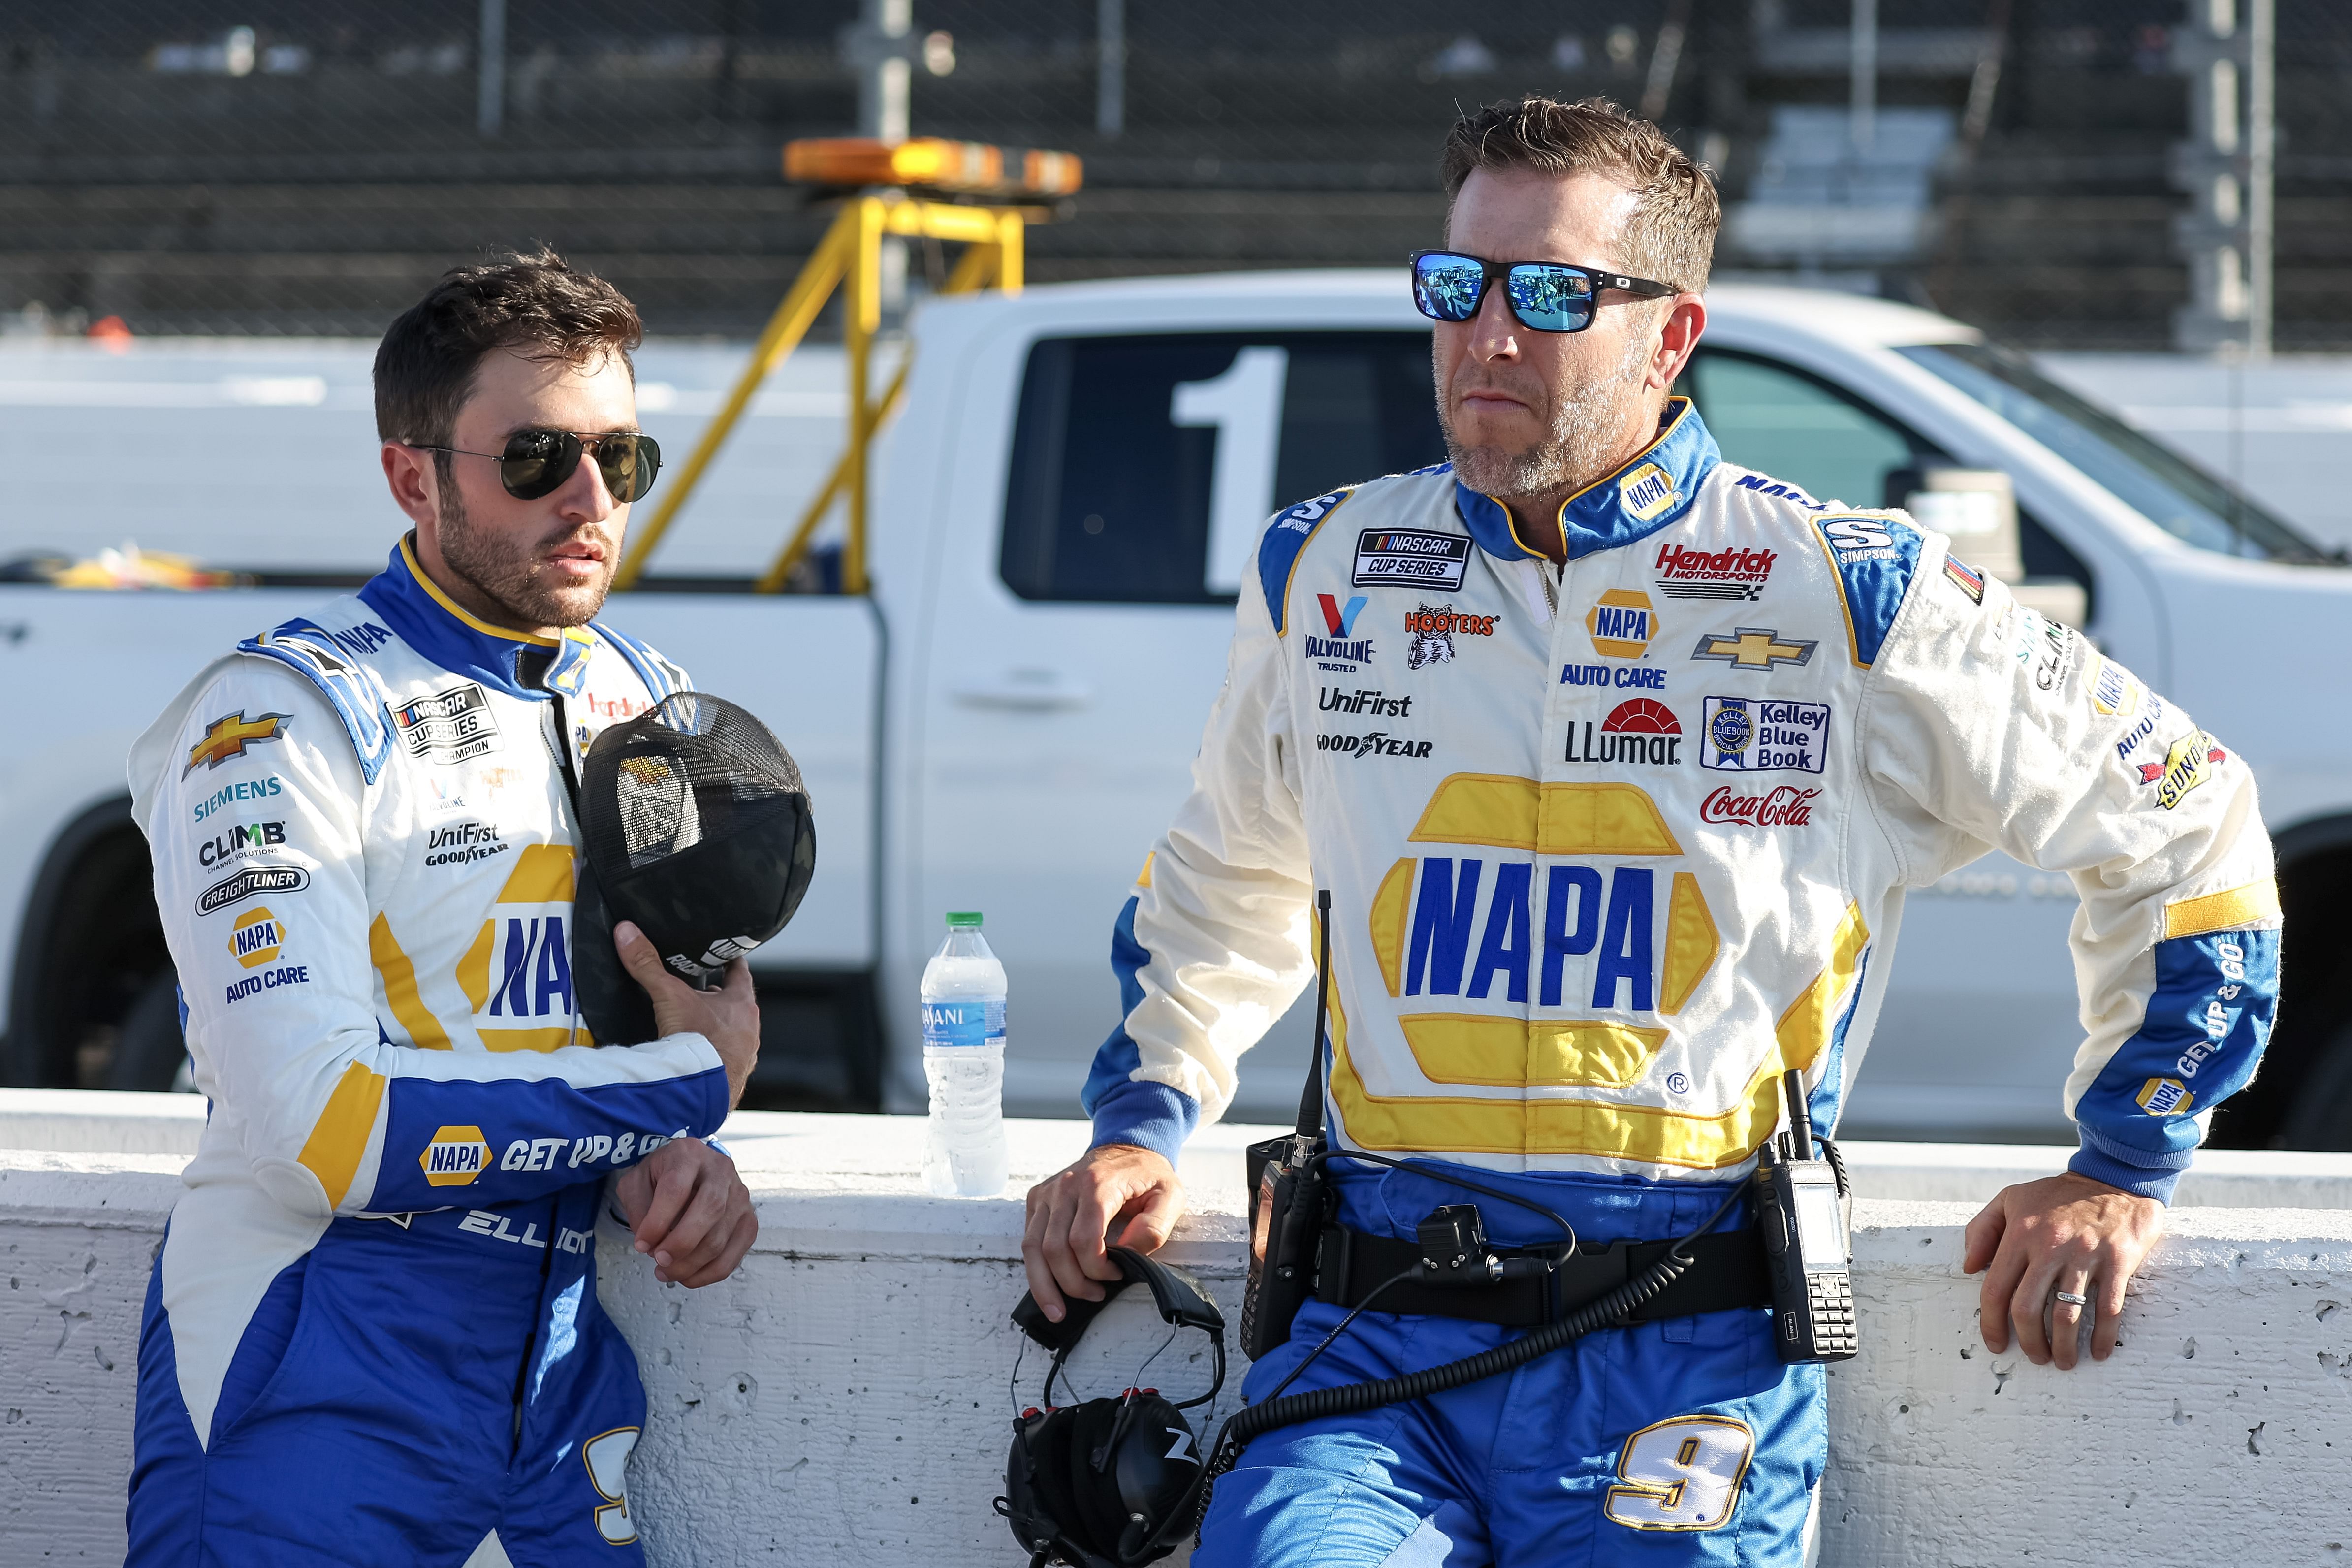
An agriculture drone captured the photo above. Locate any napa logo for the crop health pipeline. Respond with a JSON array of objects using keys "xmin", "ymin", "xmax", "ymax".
[
  {"xmin": 228, "ymin": 907, "xmax": 286, "ymax": 970},
  {"xmin": 420, "ymin": 1125, "xmax": 493, "ymax": 1187},
  {"xmin": 2136, "ymin": 1077, "xmax": 2193, "ymax": 1117},
  {"xmin": 1583, "ymin": 589, "xmax": 1659, "ymax": 659},
  {"xmin": 1617, "ymin": 462, "xmax": 1677, "ymax": 522},
  {"xmin": 457, "ymin": 845, "xmax": 581, "ymax": 1051}
]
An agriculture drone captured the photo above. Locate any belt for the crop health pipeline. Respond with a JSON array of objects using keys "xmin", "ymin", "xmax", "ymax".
[{"xmin": 1313, "ymin": 1224, "xmax": 1770, "ymax": 1328}]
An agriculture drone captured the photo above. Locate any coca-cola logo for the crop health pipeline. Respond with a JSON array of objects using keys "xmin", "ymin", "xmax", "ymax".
[{"xmin": 1701, "ymin": 785, "xmax": 1822, "ymax": 827}]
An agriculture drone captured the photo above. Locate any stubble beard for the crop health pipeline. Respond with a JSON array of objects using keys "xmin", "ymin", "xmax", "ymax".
[
  {"xmin": 1439, "ymin": 324, "xmax": 1659, "ymax": 504},
  {"xmin": 434, "ymin": 479, "xmax": 614, "ymax": 631}
]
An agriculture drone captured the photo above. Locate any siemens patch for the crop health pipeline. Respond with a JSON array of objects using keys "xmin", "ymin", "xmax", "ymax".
[{"xmin": 1355, "ymin": 529, "xmax": 1470, "ymax": 591}]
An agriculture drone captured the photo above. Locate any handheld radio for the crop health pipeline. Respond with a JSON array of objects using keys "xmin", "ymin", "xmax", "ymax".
[
  {"xmin": 1752, "ymin": 1068, "xmax": 1858, "ymax": 1364},
  {"xmin": 1240, "ymin": 890, "xmax": 1333, "ymax": 1361}
]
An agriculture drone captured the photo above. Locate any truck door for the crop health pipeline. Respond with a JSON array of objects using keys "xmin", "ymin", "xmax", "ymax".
[
  {"xmin": 1679, "ymin": 347, "xmax": 2087, "ymax": 1140},
  {"xmin": 913, "ymin": 330, "xmax": 1444, "ymax": 1119}
]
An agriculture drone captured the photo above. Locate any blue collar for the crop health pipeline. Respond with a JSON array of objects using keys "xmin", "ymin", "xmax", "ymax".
[
  {"xmin": 357, "ymin": 537, "xmax": 590, "ymax": 700},
  {"xmin": 1452, "ymin": 396, "xmax": 1720, "ymax": 563}
]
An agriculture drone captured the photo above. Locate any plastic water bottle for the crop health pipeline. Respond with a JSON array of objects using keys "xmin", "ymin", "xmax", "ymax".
[{"xmin": 921, "ymin": 911, "xmax": 1009, "ymax": 1198}]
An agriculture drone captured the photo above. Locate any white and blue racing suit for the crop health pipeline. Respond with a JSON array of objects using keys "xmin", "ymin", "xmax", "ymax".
[
  {"xmin": 125, "ymin": 539, "xmax": 721, "ymax": 1566},
  {"xmin": 1081, "ymin": 399, "xmax": 2279, "ymax": 1565}
]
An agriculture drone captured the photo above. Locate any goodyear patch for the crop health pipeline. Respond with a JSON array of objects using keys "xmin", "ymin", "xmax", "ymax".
[{"xmin": 421, "ymin": 1125, "xmax": 493, "ymax": 1187}]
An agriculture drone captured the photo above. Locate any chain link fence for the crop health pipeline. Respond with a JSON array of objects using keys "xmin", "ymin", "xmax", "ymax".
[{"xmin": 0, "ymin": 1, "xmax": 2345, "ymax": 346}]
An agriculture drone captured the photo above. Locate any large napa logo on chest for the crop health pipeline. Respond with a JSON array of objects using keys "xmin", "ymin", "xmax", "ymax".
[{"xmin": 455, "ymin": 844, "xmax": 581, "ymax": 1051}]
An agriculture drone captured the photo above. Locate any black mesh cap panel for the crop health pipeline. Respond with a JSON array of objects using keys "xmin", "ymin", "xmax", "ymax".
[{"xmin": 572, "ymin": 692, "xmax": 816, "ymax": 1043}]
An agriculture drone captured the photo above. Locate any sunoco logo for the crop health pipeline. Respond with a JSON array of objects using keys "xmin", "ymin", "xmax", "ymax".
[
  {"xmin": 421, "ymin": 1125, "xmax": 492, "ymax": 1187},
  {"xmin": 228, "ymin": 906, "xmax": 286, "ymax": 969},
  {"xmin": 196, "ymin": 863, "xmax": 310, "ymax": 915}
]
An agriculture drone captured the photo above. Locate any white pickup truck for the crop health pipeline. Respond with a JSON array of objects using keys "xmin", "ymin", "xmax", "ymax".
[{"xmin": 4, "ymin": 272, "xmax": 2348, "ymax": 1146}]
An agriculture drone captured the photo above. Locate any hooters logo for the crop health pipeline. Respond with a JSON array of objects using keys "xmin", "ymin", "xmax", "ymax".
[{"xmin": 1700, "ymin": 785, "xmax": 1821, "ymax": 827}]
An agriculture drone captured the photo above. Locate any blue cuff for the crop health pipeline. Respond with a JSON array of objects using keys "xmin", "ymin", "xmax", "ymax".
[
  {"xmin": 2068, "ymin": 1124, "xmax": 2191, "ymax": 1205},
  {"xmin": 1088, "ymin": 1078, "xmax": 1198, "ymax": 1171}
]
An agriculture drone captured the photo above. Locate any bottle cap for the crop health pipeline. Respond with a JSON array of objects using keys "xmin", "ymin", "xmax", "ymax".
[{"xmin": 946, "ymin": 911, "xmax": 983, "ymax": 928}]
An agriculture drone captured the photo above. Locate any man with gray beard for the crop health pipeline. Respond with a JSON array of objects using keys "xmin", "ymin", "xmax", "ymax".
[{"xmin": 1027, "ymin": 95, "xmax": 2274, "ymax": 1565}]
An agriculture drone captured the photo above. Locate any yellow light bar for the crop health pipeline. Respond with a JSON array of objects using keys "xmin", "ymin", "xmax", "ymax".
[{"xmin": 784, "ymin": 137, "xmax": 1083, "ymax": 197}]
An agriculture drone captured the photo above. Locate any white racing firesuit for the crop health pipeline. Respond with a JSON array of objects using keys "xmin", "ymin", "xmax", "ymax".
[
  {"xmin": 1081, "ymin": 399, "xmax": 2279, "ymax": 1565},
  {"xmin": 124, "ymin": 538, "xmax": 727, "ymax": 1567}
]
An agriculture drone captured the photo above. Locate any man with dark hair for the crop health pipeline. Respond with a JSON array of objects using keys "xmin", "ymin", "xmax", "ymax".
[
  {"xmin": 1026, "ymin": 96, "xmax": 2277, "ymax": 1563},
  {"xmin": 124, "ymin": 250, "xmax": 763, "ymax": 1566}
]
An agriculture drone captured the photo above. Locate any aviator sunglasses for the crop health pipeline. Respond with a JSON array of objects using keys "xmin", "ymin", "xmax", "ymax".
[
  {"xmin": 418, "ymin": 428, "xmax": 664, "ymax": 503},
  {"xmin": 1409, "ymin": 250, "xmax": 1678, "ymax": 334}
]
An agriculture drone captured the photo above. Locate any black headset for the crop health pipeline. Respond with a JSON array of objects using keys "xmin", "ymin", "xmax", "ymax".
[{"xmin": 997, "ymin": 1247, "xmax": 1227, "ymax": 1568}]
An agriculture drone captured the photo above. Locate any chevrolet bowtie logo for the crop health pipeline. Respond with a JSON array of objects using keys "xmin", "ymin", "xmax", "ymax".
[
  {"xmin": 1692, "ymin": 628, "xmax": 1817, "ymax": 671},
  {"xmin": 184, "ymin": 710, "xmax": 291, "ymax": 776}
]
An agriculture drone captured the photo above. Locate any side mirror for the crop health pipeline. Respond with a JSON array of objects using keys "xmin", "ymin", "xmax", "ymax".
[{"xmin": 1886, "ymin": 465, "xmax": 2090, "ymax": 628}]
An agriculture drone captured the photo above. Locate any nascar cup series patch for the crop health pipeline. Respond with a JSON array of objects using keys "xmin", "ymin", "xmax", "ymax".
[{"xmin": 421, "ymin": 1126, "xmax": 493, "ymax": 1187}]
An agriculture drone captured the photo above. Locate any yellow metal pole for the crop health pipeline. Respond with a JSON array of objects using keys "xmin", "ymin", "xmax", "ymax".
[
  {"xmin": 751, "ymin": 232, "xmax": 1007, "ymax": 594},
  {"xmin": 842, "ymin": 197, "xmax": 884, "ymax": 597},
  {"xmin": 613, "ymin": 204, "xmax": 857, "ymax": 590},
  {"xmin": 993, "ymin": 208, "xmax": 1024, "ymax": 294}
]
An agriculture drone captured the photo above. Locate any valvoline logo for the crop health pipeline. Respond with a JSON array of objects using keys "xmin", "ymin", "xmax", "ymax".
[
  {"xmin": 1318, "ymin": 593, "xmax": 1367, "ymax": 637},
  {"xmin": 1306, "ymin": 593, "xmax": 1375, "ymax": 669}
]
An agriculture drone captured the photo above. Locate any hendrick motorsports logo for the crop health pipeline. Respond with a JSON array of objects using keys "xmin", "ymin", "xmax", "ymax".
[
  {"xmin": 196, "ymin": 863, "xmax": 310, "ymax": 915},
  {"xmin": 421, "ymin": 1125, "xmax": 493, "ymax": 1187},
  {"xmin": 1653, "ymin": 541, "xmax": 1775, "ymax": 601}
]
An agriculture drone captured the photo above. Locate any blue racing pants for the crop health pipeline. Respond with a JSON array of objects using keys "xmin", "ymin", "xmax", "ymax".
[
  {"xmin": 1196, "ymin": 1160, "xmax": 1825, "ymax": 1567},
  {"xmin": 127, "ymin": 1182, "xmax": 646, "ymax": 1567}
]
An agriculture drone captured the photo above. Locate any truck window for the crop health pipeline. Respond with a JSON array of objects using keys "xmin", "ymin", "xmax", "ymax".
[
  {"xmin": 1000, "ymin": 332, "xmax": 1445, "ymax": 604},
  {"xmin": 1679, "ymin": 349, "xmax": 1934, "ymax": 511}
]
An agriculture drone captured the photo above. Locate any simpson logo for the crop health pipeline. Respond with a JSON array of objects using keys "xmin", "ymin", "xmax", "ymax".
[
  {"xmin": 1305, "ymin": 593, "xmax": 1374, "ymax": 669},
  {"xmin": 1701, "ymin": 697, "xmax": 1829, "ymax": 773},
  {"xmin": 2137, "ymin": 1077, "xmax": 2194, "ymax": 1116},
  {"xmin": 1275, "ymin": 489, "xmax": 1349, "ymax": 536},
  {"xmin": 2088, "ymin": 655, "xmax": 2141, "ymax": 719},
  {"xmin": 2136, "ymin": 731, "xmax": 2226, "ymax": 811},
  {"xmin": 1563, "ymin": 697, "xmax": 1682, "ymax": 766},
  {"xmin": 395, "ymin": 683, "xmax": 502, "ymax": 765},
  {"xmin": 1354, "ymin": 528, "xmax": 1470, "ymax": 591},
  {"xmin": 1584, "ymin": 589, "xmax": 1659, "ymax": 659},
  {"xmin": 228, "ymin": 906, "xmax": 287, "ymax": 969},
  {"xmin": 1819, "ymin": 515, "xmax": 1899, "ymax": 562},
  {"xmin": 196, "ymin": 863, "xmax": 310, "ymax": 915},
  {"xmin": 1404, "ymin": 603, "xmax": 1495, "ymax": 670},
  {"xmin": 183, "ymin": 710, "xmax": 290, "ymax": 777},
  {"xmin": 421, "ymin": 1125, "xmax": 493, "ymax": 1188},
  {"xmin": 1654, "ymin": 542, "xmax": 1775, "ymax": 601},
  {"xmin": 1691, "ymin": 627, "xmax": 1816, "ymax": 672},
  {"xmin": 1617, "ymin": 462, "xmax": 1678, "ymax": 521}
]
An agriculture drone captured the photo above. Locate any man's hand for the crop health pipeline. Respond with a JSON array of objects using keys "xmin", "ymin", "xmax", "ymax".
[
  {"xmin": 614, "ymin": 919, "xmax": 760, "ymax": 1108},
  {"xmin": 1022, "ymin": 1144, "xmax": 1186, "ymax": 1323},
  {"xmin": 1964, "ymin": 1171, "xmax": 2167, "ymax": 1370},
  {"xmin": 615, "ymin": 1136, "xmax": 758, "ymax": 1287}
]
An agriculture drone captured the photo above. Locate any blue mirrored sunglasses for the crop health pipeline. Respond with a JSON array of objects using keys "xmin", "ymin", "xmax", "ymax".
[{"xmin": 1408, "ymin": 250, "xmax": 1677, "ymax": 334}]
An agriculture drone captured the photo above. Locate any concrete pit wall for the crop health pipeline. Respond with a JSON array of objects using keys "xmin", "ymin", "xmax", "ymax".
[{"xmin": 2, "ymin": 1095, "xmax": 2350, "ymax": 1565}]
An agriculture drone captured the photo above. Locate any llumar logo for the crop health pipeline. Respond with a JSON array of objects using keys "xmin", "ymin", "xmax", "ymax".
[
  {"xmin": 421, "ymin": 1126, "xmax": 493, "ymax": 1187},
  {"xmin": 184, "ymin": 710, "xmax": 289, "ymax": 776}
]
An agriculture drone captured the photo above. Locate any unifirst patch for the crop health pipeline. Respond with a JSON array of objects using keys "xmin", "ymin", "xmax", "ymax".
[{"xmin": 421, "ymin": 1125, "xmax": 493, "ymax": 1187}]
